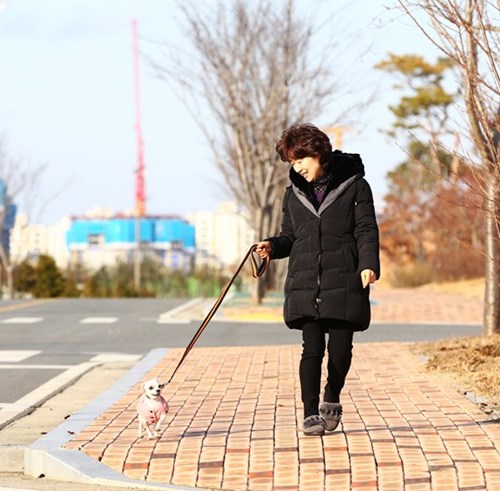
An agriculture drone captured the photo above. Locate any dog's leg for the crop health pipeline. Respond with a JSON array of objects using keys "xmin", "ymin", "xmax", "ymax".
[
  {"xmin": 153, "ymin": 413, "xmax": 167, "ymax": 438},
  {"xmin": 138, "ymin": 418, "xmax": 145, "ymax": 438},
  {"xmin": 145, "ymin": 422, "xmax": 156, "ymax": 439}
]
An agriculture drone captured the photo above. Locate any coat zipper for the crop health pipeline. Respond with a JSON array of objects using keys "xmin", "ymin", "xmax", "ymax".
[{"xmin": 315, "ymin": 217, "xmax": 322, "ymax": 313}]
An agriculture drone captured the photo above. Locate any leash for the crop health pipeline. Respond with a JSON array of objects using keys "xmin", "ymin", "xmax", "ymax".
[{"xmin": 164, "ymin": 244, "xmax": 270, "ymax": 385}]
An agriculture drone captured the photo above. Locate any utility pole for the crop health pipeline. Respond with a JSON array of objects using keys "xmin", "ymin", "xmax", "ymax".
[{"xmin": 132, "ymin": 18, "xmax": 146, "ymax": 292}]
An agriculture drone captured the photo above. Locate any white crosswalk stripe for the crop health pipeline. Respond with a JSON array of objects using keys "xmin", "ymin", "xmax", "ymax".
[
  {"xmin": 0, "ymin": 486, "xmax": 37, "ymax": 490},
  {"xmin": 0, "ymin": 317, "xmax": 43, "ymax": 324},
  {"xmin": 80, "ymin": 317, "xmax": 118, "ymax": 324},
  {"xmin": 0, "ymin": 364, "xmax": 71, "ymax": 369},
  {"xmin": 89, "ymin": 353, "xmax": 141, "ymax": 363},
  {"xmin": 0, "ymin": 350, "xmax": 41, "ymax": 362}
]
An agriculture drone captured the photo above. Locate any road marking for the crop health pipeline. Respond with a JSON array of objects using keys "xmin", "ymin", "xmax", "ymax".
[
  {"xmin": 0, "ymin": 317, "xmax": 43, "ymax": 324},
  {"xmin": 0, "ymin": 488, "xmax": 37, "ymax": 491},
  {"xmin": 0, "ymin": 485, "xmax": 37, "ymax": 490},
  {"xmin": 0, "ymin": 350, "xmax": 41, "ymax": 362},
  {"xmin": 0, "ymin": 364, "xmax": 71, "ymax": 369},
  {"xmin": 158, "ymin": 297, "xmax": 205, "ymax": 324},
  {"xmin": 0, "ymin": 298, "xmax": 57, "ymax": 313},
  {"xmin": 158, "ymin": 317, "xmax": 191, "ymax": 324},
  {"xmin": 89, "ymin": 353, "xmax": 142, "ymax": 363},
  {"xmin": 80, "ymin": 317, "xmax": 118, "ymax": 324}
]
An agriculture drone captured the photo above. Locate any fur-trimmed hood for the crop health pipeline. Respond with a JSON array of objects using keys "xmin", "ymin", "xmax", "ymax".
[{"xmin": 289, "ymin": 150, "xmax": 365, "ymax": 192}]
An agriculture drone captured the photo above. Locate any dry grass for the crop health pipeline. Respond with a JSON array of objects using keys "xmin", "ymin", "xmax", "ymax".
[
  {"xmin": 412, "ymin": 334, "xmax": 500, "ymax": 411},
  {"xmin": 417, "ymin": 277, "xmax": 484, "ymax": 301}
]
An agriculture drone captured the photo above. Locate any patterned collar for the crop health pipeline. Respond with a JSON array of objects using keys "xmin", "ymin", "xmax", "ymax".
[{"xmin": 312, "ymin": 172, "xmax": 332, "ymax": 193}]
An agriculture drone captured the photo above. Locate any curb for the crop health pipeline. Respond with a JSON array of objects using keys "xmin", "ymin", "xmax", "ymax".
[
  {"xmin": 25, "ymin": 348, "xmax": 200, "ymax": 490},
  {"xmin": 0, "ymin": 362, "xmax": 99, "ymax": 431}
]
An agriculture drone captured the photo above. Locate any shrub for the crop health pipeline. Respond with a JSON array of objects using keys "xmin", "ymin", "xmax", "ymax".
[
  {"xmin": 389, "ymin": 262, "xmax": 434, "ymax": 288},
  {"xmin": 32, "ymin": 255, "xmax": 65, "ymax": 297},
  {"xmin": 14, "ymin": 259, "xmax": 36, "ymax": 294}
]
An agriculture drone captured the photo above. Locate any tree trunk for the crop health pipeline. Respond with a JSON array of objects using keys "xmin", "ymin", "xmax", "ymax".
[
  {"xmin": 6, "ymin": 265, "xmax": 14, "ymax": 299},
  {"xmin": 482, "ymin": 171, "xmax": 500, "ymax": 335},
  {"xmin": 252, "ymin": 274, "xmax": 266, "ymax": 305},
  {"xmin": 0, "ymin": 243, "xmax": 11, "ymax": 299},
  {"xmin": 462, "ymin": 0, "xmax": 499, "ymax": 335},
  {"xmin": 251, "ymin": 208, "xmax": 266, "ymax": 305}
]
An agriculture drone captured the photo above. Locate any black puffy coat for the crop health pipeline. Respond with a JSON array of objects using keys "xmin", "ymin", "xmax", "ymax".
[{"xmin": 267, "ymin": 151, "xmax": 380, "ymax": 331}]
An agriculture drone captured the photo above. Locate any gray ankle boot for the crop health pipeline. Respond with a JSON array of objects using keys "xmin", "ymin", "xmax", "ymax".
[
  {"xmin": 319, "ymin": 402, "xmax": 342, "ymax": 431},
  {"xmin": 302, "ymin": 415, "xmax": 326, "ymax": 436}
]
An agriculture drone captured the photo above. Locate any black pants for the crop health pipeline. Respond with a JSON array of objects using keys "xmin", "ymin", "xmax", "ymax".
[{"xmin": 298, "ymin": 319, "xmax": 354, "ymax": 418}]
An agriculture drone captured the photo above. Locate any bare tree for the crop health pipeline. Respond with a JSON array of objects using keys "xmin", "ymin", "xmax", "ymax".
[
  {"xmin": 0, "ymin": 135, "xmax": 57, "ymax": 298},
  {"xmin": 397, "ymin": 0, "xmax": 500, "ymax": 334},
  {"xmin": 150, "ymin": 0, "xmax": 362, "ymax": 302}
]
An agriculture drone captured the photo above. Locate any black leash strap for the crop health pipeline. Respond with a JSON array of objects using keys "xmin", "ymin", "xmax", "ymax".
[{"xmin": 164, "ymin": 244, "xmax": 270, "ymax": 385}]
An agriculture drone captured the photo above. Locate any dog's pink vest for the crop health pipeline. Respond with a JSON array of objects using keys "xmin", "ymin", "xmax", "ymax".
[{"xmin": 137, "ymin": 395, "xmax": 169, "ymax": 424}]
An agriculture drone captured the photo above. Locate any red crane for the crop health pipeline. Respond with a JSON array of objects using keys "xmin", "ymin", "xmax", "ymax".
[{"xmin": 132, "ymin": 18, "xmax": 146, "ymax": 217}]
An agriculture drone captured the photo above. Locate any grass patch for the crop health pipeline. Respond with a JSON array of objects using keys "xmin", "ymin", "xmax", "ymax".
[
  {"xmin": 417, "ymin": 277, "xmax": 484, "ymax": 301},
  {"xmin": 412, "ymin": 334, "xmax": 500, "ymax": 412}
]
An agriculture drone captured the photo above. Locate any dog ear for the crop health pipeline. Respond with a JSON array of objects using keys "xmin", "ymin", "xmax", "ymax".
[{"xmin": 141, "ymin": 381, "xmax": 147, "ymax": 393}]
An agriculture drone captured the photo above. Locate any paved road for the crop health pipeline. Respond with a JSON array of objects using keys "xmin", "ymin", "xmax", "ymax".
[{"xmin": 0, "ymin": 298, "xmax": 481, "ymax": 411}]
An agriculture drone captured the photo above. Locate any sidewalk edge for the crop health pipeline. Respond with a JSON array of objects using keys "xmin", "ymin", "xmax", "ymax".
[{"xmin": 25, "ymin": 348, "xmax": 197, "ymax": 490}]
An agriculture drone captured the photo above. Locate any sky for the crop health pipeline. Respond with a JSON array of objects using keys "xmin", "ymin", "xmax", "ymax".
[{"xmin": 0, "ymin": 0, "xmax": 440, "ymax": 224}]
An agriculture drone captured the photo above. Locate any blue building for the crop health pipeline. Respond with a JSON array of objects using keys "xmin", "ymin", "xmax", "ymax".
[
  {"xmin": 66, "ymin": 215, "xmax": 195, "ymax": 271},
  {"xmin": 0, "ymin": 179, "xmax": 16, "ymax": 257}
]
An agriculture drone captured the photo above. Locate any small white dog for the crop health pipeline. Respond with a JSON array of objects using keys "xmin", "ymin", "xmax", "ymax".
[{"xmin": 136, "ymin": 377, "xmax": 169, "ymax": 439}]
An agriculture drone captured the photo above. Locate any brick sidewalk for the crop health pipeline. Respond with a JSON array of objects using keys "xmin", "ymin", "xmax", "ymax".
[
  {"xmin": 165, "ymin": 288, "xmax": 483, "ymax": 325},
  {"xmin": 64, "ymin": 343, "xmax": 499, "ymax": 491},
  {"xmin": 217, "ymin": 288, "xmax": 483, "ymax": 325},
  {"xmin": 370, "ymin": 289, "xmax": 482, "ymax": 325}
]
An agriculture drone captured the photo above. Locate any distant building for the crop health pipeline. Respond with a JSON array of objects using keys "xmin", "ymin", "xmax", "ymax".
[
  {"xmin": 10, "ymin": 209, "xmax": 195, "ymax": 272},
  {"xmin": 10, "ymin": 214, "xmax": 69, "ymax": 268},
  {"xmin": 0, "ymin": 179, "xmax": 17, "ymax": 257},
  {"xmin": 66, "ymin": 214, "xmax": 195, "ymax": 271},
  {"xmin": 11, "ymin": 203, "xmax": 254, "ymax": 273},
  {"xmin": 187, "ymin": 201, "xmax": 255, "ymax": 270}
]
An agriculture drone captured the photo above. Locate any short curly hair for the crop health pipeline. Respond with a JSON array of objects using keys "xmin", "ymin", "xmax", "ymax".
[{"xmin": 275, "ymin": 123, "xmax": 332, "ymax": 167}]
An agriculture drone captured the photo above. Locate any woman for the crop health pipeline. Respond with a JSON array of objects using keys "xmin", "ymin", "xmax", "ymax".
[{"xmin": 255, "ymin": 123, "xmax": 380, "ymax": 436}]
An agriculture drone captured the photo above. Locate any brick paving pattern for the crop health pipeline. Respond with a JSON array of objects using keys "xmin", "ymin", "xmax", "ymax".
[
  {"xmin": 64, "ymin": 342, "xmax": 499, "ymax": 491},
  {"xmin": 370, "ymin": 289, "xmax": 482, "ymax": 325},
  {"xmin": 218, "ymin": 289, "xmax": 483, "ymax": 325}
]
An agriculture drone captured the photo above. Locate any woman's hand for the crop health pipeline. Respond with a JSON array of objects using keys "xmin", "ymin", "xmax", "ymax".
[
  {"xmin": 360, "ymin": 269, "xmax": 376, "ymax": 288},
  {"xmin": 255, "ymin": 241, "xmax": 272, "ymax": 259}
]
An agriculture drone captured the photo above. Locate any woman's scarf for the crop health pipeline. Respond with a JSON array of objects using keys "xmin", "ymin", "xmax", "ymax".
[{"xmin": 311, "ymin": 171, "xmax": 332, "ymax": 207}]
